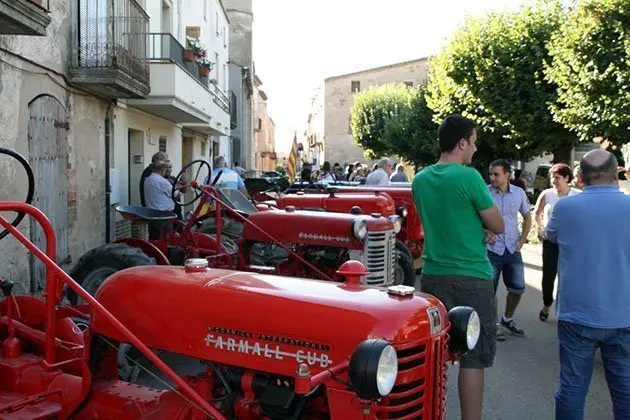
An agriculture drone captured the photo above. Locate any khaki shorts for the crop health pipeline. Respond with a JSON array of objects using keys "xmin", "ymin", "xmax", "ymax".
[{"xmin": 420, "ymin": 274, "xmax": 497, "ymax": 369}]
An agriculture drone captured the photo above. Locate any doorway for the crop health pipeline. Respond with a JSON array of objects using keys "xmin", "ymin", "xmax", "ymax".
[
  {"xmin": 128, "ymin": 129, "xmax": 144, "ymax": 206},
  {"xmin": 28, "ymin": 95, "xmax": 69, "ymax": 292}
]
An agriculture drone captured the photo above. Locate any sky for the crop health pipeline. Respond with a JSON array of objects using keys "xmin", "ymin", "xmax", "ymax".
[{"xmin": 252, "ymin": 0, "xmax": 528, "ymax": 154}]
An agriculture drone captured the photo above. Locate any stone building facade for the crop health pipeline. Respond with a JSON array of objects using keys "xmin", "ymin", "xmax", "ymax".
[
  {"xmin": 0, "ymin": 0, "xmax": 232, "ymax": 294},
  {"xmin": 253, "ymin": 75, "xmax": 277, "ymax": 172},
  {"xmin": 323, "ymin": 57, "xmax": 430, "ymax": 166},
  {"xmin": 223, "ymin": 0, "xmax": 255, "ymax": 171}
]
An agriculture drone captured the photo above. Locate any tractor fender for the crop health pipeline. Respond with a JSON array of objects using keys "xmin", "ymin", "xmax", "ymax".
[
  {"xmin": 114, "ymin": 238, "xmax": 170, "ymax": 265},
  {"xmin": 66, "ymin": 243, "xmax": 157, "ymax": 305}
]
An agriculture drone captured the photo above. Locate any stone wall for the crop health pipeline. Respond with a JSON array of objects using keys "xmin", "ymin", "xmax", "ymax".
[
  {"xmin": 324, "ymin": 58, "xmax": 430, "ymax": 166},
  {"xmin": 0, "ymin": 0, "xmax": 107, "ymax": 293}
]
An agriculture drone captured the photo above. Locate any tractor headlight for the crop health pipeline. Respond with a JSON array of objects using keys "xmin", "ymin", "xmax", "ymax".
[
  {"xmin": 349, "ymin": 339, "xmax": 398, "ymax": 399},
  {"xmin": 389, "ymin": 215, "xmax": 402, "ymax": 234},
  {"xmin": 352, "ymin": 220, "xmax": 368, "ymax": 241},
  {"xmin": 397, "ymin": 206, "xmax": 408, "ymax": 218},
  {"xmin": 448, "ymin": 306, "xmax": 481, "ymax": 354}
]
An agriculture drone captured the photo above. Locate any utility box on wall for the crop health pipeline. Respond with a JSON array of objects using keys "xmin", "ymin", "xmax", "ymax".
[{"xmin": 109, "ymin": 168, "xmax": 120, "ymax": 205}]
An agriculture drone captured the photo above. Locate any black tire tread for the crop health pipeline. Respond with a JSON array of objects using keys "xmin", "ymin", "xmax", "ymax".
[
  {"xmin": 395, "ymin": 240, "xmax": 416, "ymax": 287},
  {"xmin": 67, "ymin": 243, "xmax": 155, "ymax": 304}
]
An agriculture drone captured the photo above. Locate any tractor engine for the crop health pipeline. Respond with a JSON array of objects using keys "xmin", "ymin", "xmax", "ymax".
[{"xmin": 248, "ymin": 242, "xmax": 348, "ymax": 275}]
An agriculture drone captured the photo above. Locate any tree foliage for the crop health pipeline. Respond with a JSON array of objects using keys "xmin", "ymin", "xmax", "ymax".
[
  {"xmin": 350, "ymin": 83, "xmax": 440, "ymax": 166},
  {"xmin": 426, "ymin": 0, "xmax": 575, "ymax": 168},
  {"xmin": 545, "ymin": 0, "xmax": 630, "ymax": 146}
]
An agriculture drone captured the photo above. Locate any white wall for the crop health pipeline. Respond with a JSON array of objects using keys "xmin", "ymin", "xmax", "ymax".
[
  {"xmin": 113, "ymin": 106, "xmax": 183, "ymax": 207},
  {"xmin": 180, "ymin": 0, "xmax": 230, "ymax": 93}
]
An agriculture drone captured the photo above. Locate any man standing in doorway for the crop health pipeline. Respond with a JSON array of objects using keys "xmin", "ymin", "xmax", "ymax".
[
  {"xmin": 412, "ymin": 115, "xmax": 504, "ymax": 420},
  {"xmin": 547, "ymin": 149, "xmax": 630, "ymax": 419},
  {"xmin": 140, "ymin": 151, "xmax": 168, "ymax": 207},
  {"xmin": 487, "ymin": 159, "xmax": 532, "ymax": 340}
]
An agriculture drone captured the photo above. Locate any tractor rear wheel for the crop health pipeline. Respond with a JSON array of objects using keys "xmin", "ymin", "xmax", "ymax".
[
  {"xmin": 394, "ymin": 240, "xmax": 416, "ymax": 287},
  {"xmin": 67, "ymin": 243, "xmax": 155, "ymax": 305}
]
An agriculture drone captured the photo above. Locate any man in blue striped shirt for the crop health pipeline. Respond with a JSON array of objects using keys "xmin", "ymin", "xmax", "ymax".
[
  {"xmin": 547, "ymin": 149, "xmax": 630, "ymax": 420},
  {"xmin": 487, "ymin": 159, "xmax": 532, "ymax": 339}
]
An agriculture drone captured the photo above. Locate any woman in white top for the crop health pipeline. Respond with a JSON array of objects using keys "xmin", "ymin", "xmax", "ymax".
[{"xmin": 534, "ymin": 163, "xmax": 581, "ymax": 321}]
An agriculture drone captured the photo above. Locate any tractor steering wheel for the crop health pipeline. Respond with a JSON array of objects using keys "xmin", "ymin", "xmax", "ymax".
[
  {"xmin": 172, "ymin": 159, "xmax": 212, "ymax": 207},
  {"xmin": 0, "ymin": 147, "xmax": 35, "ymax": 241}
]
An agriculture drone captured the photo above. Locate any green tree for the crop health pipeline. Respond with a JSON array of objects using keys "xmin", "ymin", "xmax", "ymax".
[
  {"xmin": 545, "ymin": 0, "xmax": 630, "ymax": 146},
  {"xmin": 350, "ymin": 83, "xmax": 440, "ymax": 166},
  {"xmin": 426, "ymin": 0, "xmax": 575, "ymax": 168}
]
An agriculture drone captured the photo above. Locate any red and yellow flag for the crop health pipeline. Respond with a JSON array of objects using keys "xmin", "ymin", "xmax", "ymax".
[{"xmin": 286, "ymin": 132, "xmax": 299, "ymax": 183}]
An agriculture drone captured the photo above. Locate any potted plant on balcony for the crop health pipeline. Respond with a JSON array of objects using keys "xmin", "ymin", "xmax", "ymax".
[
  {"xmin": 197, "ymin": 53, "xmax": 214, "ymax": 77},
  {"xmin": 184, "ymin": 36, "xmax": 202, "ymax": 62}
]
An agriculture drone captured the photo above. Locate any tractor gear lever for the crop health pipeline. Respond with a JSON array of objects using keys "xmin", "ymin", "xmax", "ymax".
[
  {"xmin": 0, "ymin": 278, "xmax": 21, "ymax": 358},
  {"xmin": 0, "ymin": 279, "xmax": 15, "ymax": 297}
]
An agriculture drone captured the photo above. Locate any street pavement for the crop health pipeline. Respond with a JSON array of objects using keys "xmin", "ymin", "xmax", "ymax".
[{"xmin": 439, "ymin": 245, "xmax": 614, "ymax": 420}]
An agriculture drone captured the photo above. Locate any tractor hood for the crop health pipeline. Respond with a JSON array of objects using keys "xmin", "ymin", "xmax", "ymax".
[
  {"xmin": 276, "ymin": 193, "xmax": 395, "ymax": 216},
  {"xmin": 243, "ymin": 209, "xmax": 392, "ymax": 250},
  {"xmin": 91, "ymin": 266, "xmax": 446, "ymax": 378}
]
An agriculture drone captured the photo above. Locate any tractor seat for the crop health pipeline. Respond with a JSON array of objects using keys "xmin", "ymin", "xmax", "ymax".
[{"xmin": 115, "ymin": 205, "xmax": 178, "ymax": 222}]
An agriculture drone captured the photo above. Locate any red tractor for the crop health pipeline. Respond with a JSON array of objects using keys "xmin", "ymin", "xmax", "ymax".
[
  {"xmin": 68, "ymin": 161, "xmax": 412, "ymax": 304},
  {"xmin": 260, "ymin": 183, "xmax": 423, "ymax": 272},
  {"xmin": 257, "ymin": 188, "xmax": 415, "ymax": 283},
  {"xmin": 0, "ymin": 146, "xmax": 481, "ymax": 419}
]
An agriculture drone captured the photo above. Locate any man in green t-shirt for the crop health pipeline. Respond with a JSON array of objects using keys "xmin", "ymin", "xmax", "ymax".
[{"xmin": 412, "ymin": 114, "xmax": 505, "ymax": 420}]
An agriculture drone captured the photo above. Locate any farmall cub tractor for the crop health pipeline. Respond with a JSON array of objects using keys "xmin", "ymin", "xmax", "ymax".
[
  {"xmin": 252, "ymin": 187, "xmax": 415, "ymax": 285},
  {"xmin": 68, "ymin": 160, "xmax": 407, "ymax": 304},
  {"xmin": 259, "ymin": 182, "xmax": 423, "ymax": 275},
  {"xmin": 0, "ymin": 146, "xmax": 481, "ymax": 419}
]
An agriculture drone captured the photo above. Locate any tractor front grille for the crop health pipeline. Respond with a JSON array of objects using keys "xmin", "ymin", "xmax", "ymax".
[
  {"xmin": 364, "ymin": 230, "xmax": 396, "ymax": 286},
  {"xmin": 377, "ymin": 333, "xmax": 450, "ymax": 420}
]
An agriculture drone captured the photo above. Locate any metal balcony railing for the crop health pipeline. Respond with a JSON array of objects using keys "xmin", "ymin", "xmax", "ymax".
[
  {"xmin": 74, "ymin": 0, "xmax": 149, "ymax": 84},
  {"xmin": 148, "ymin": 33, "xmax": 231, "ymax": 114}
]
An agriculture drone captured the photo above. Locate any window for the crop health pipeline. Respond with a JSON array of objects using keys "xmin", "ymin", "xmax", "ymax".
[
  {"xmin": 223, "ymin": 26, "xmax": 227, "ymax": 48},
  {"xmin": 159, "ymin": 137, "xmax": 167, "ymax": 152},
  {"xmin": 201, "ymin": 140, "xmax": 207, "ymax": 156},
  {"xmin": 216, "ymin": 12, "xmax": 219, "ymax": 36},
  {"xmin": 204, "ymin": 0, "xmax": 207, "ymax": 21},
  {"xmin": 351, "ymin": 81, "xmax": 360, "ymax": 93},
  {"xmin": 348, "ymin": 117, "xmax": 352, "ymax": 134},
  {"xmin": 404, "ymin": 81, "xmax": 413, "ymax": 87}
]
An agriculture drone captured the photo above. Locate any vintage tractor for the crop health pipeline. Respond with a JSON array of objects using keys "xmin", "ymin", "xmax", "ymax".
[
  {"xmin": 0, "ymin": 146, "xmax": 481, "ymax": 419},
  {"xmin": 273, "ymin": 182, "xmax": 424, "ymax": 271},
  {"xmin": 68, "ymin": 160, "xmax": 410, "ymax": 305},
  {"xmin": 255, "ymin": 188, "xmax": 416, "ymax": 284}
]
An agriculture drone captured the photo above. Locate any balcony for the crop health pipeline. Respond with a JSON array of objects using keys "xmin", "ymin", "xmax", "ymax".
[
  {"xmin": 0, "ymin": 0, "xmax": 51, "ymax": 36},
  {"xmin": 126, "ymin": 33, "xmax": 231, "ymax": 136},
  {"xmin": 68, "ymin": 0, "xmax": 150, "ymax": 99}
]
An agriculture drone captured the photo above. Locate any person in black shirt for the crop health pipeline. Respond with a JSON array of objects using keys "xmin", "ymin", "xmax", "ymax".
[{"xmin": 140, "ymin": 151, "xmax": 168, "ymax": 207}]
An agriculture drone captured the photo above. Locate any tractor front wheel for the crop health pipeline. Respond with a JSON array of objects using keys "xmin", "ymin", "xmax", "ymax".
[
  {"xmin": 394, "ymin": 240, "xmax": 416, "ymax": 287},
  {"xmin": 67, "ymin": 243, "xmax": 156, "ymax": 305}
]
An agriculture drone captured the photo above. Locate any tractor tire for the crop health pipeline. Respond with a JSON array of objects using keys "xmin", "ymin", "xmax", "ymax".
[
  {"xmin": 67, "ymin": 243, "xmax": 155, "ymax": 305},
  {"xmin": 394, "ymin": 240, "xmax": 416, "ymax": 287}
]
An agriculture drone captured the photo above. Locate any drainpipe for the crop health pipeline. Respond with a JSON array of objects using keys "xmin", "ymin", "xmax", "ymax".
[{"xmin": 104, "ymin": 102, "xmax": 114, "ymax": 243}]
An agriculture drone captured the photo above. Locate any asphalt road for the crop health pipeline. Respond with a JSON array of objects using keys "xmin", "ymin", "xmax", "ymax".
[{"xmin": 441, "ymin": 245, "xmax": 614, "ymax": 420}]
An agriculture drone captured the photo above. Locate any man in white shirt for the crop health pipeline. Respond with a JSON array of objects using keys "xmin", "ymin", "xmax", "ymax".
[{"xmin": 366, "ymin": 158, "xmax": 392, "ymax": 186}]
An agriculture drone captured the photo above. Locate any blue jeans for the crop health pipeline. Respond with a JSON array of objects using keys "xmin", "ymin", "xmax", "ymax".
[
  {"xmin": 556, "ymin": 321, "xmax": 630, "ymax": 420},
  {"xmin": 487, "ymin": 250, "xmax": 525, "ymax": 295}
]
